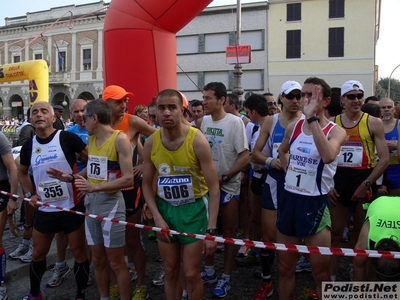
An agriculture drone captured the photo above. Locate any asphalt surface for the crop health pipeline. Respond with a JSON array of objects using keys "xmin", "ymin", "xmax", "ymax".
[{"xmin": 3, "ymin": 200, "xmax": 352, "ymax": 300}]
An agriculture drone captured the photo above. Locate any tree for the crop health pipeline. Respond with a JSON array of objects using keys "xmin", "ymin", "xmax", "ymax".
[{"xmin": 376, "ymin": 77, "xmax": 400, "ymax": 101}]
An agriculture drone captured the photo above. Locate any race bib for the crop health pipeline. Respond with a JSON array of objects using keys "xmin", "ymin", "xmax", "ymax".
[
  {"xmin": 158, "ymin": 175, "xmax": 195, "ymax": 206},
  {"xmin": 285, "ymin": 164, "xmax": 316, "ymax": 194},
  {"xmin": 338, "ymin": 146, "xmax": 363, "ymax": 167},
  {"xmin": 38, "ymin": 180, "xmax": 69, "ymax": 203},
  {"xmin": 87, "ymin": 155, "xmax": 108, "ymax": 180}
]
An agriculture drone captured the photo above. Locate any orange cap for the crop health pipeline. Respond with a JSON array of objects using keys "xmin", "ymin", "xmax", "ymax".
[
  {"xmin": 103, "ymin": 85, "xmax": 134, "ymax": 101},
  {"xmin": 179, "ymin": 91, "xmax": 189, "ymax": 108}
]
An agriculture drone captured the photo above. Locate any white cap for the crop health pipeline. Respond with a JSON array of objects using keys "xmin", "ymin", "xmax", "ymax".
[
  {"xmin": 280, "ymin": 81, "xmax": 302, "ymax": 95},
  {"xmin": 341, "ymin": 80, "xmax": 364, "ymax": 96}
]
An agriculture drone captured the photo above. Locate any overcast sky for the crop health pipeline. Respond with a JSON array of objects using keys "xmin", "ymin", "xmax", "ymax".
[{"xmin": 1, "ymin": 0, "xmax": 399, "ymax": 80}]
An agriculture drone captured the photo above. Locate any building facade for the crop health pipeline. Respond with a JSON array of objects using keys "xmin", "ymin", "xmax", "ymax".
[
  {"xmin": 0, "ymin": 0, "xmax": 380, "ymax": 119},
  {"xmin": 0, "ymin": 1, "xmax": 107, "ymax": 120}
]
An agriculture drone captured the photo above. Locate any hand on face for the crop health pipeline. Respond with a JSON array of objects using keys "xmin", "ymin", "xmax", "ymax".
[{"xmin": 303, "ymin": 85, "xmax": 322, "ymax": 118}]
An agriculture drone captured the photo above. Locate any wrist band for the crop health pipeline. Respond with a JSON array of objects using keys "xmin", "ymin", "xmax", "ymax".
[
  {"xmin": 69, "ymin": 174, "xmax": 75, "ymax": 183},
  {"xmin": 264, "ymin": 157, "xmax": 275, "ymax": 170}
]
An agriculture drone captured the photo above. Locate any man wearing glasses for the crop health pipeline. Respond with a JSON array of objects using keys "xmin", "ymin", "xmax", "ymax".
[
  {"xmin": 148, "ymin": 101, "xmax": 161, "ymax": 128},
  {"xmin": 379, "ymin": 97, "xmax": 400, "ymax": 195},
  {"xmin": 251, "ymin": 81, "xmax": 303, "ymax": 299},
  {"xmin": 263, "ymin": 93, "xmax": 278, "ymax": 116},
  {"xmin": 102, "ymin": 85, "xmax": 156, "ymax": 299},
  {"xmin": 329, "ymin": 80, "xmax": 389, "ymax": 282}
]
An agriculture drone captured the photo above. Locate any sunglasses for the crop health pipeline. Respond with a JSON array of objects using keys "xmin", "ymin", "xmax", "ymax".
[
  {"xmin": 345, "ymin": 93, "xmax": 364, "ymax": 100},
  {"xmin": 283, "ymin": 93, "xmax": 301, "ymax": 100},
  {"xmin": 149, "ymin": 114, "xmax": 156, "ymax": 119},
  {"xmin": 268, "ymin": 102, "xmax": 277, "ymax": 106},
  {"xmin": 82, "ymin": 114, "xmax": 93, "ymax": 122}
]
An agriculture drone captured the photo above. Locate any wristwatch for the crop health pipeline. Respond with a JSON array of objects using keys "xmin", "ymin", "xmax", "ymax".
[
  {"xmin": 307, "ymin": 116, "xmax": 320, "ymax": 123},
  {"xmin": 206, "ymin": 228, "xmax": 218, "ymax": 236},
  {"xmin": 24, "ymin": 192, "xmax": 32, "ymax": 198},
  {"xmin": 221, "ymin": 174, "xmax": 230, "ymax": 183},
  {"xmin": 364, "ymin": 180, "xmax": 372, "ymax": 187}
]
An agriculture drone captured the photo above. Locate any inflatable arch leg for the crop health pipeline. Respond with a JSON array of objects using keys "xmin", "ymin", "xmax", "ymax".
[{"xmin": 103, "ymin": 0, "xmax": 212, "ymax": 110}]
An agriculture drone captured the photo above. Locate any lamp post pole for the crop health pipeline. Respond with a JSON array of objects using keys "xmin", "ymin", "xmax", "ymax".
[
  {"xmin": 388, "ymin": 63, "xmax": 400, "ymax": 99},
  {"xmin": 232, "ymin": 0, "xmax": 243, "ymax": 98}
]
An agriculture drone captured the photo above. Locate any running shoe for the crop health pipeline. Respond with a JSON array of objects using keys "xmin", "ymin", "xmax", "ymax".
[
  {"xmin": 310, "ymin": 288, "xmax": 318, "ymax": 300},
  {"xmin": 22, "ymin": 293, "xmax": 43, "ymax": 300},
  {"xmin": 152, "ymin": 267, "xmax": 165, "ymax": 286},
  {"xmin": 110, "ymin": 284, "xmax": 119, "ymax": 300},
  {"xmin": 8, "ymin": 242, "xmax": 29, "ymax": 259},
  {"xmin": 131, "ymin": 286, "xmax": 149, "ymax": 300},
  {"xmin": 213, "ymin": 277, "xmax": 231, "ymax": 298},
  {"xmin": 200, "ymin": 269, "xmax": 217, "ymax": 284},
  {"xmin": 295, "ymin": 256, "xmax": 311, "ymax": 273},
  {"xmin": 19, "ymin": 245, "xmax": 33, "ymax": 263},
  {"xmin": 253, "ymin": 281, "xmax": 273, "ymax": 300},
  {"xmin": 0, "ymin": 282, "xmax": 7, "ymax": 300},
  {"xmin": 46, "ymin": 263, "xmax": 71, "ymax": 287},
  {"xmin": 129, "ymin": 265, "xmax": 138, "ymax": 281},
  {"xmin": 87, "ymin": 270, "xmax": 93, "ymax": 286}
]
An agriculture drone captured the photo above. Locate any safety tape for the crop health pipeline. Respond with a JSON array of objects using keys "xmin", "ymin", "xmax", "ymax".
[{"xmin": 3, "ymin": 189, "xmax": 400, "ymax": 259}]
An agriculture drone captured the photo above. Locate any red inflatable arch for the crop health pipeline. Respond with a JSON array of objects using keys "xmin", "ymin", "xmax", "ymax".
[{"xmin": 104, "ymin": 0, "xmax": 212, "ymax": 111}]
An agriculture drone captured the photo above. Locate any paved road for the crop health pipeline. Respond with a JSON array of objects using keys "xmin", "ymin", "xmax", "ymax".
[{"xmin": 3, "ymin": 201, "xmax": 352, "ymax": 299}]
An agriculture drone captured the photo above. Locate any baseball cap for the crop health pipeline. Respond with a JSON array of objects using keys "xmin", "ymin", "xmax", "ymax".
[
  {"xmin": 341, "ymin": 80, "xmax": 364, "ymax": 96},
  {"xmin": 179, "ymin": 91, "xmax": 189, "ymax": 108},
  {"xmin": 103, "ymin": 85, "xmax": 134, "ymax": 101},
  {"xmin": 280, "ymin": 81, "xmax": 302, "ymax": 95},
  {"xmin": 53, "ymin": 105, "xmax": 64, "ymax": 111}
]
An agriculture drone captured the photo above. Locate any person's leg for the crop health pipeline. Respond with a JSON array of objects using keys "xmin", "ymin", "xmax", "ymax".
[
  {"xmin": 56, "ymin": 231, "xmax": 68, "ymax": 263},
  {"xmin": 126, "ymin": 210, "xmax": 146, "ymax": 286},
  {"xmin": 67, "ymin": 223, "xmax": 89, "ymax": 299},
  {"xmin": 0, "ymin": 209, "xmax": 8, "ymax": 285},
  {"xmin": 349, "ymin": 202, "xmax": 366, "ymax": 249},
  {"xmin": 249, "ymin": 178, "xmax": 262, "ymax": 241},
  {"xmin": 220, "ymin": 197, "xmax": 239, "ymax": 276},
  {"xmin": 90, "ymin": 244, "xmax": 110, "ymax": 298},
  {"xmin": 30, "ymin": 229, "xmax": 54, "ymax": 296},
  {"xmin": 158, "ymin": 241, "xmax": 181, "ymax": 299},
  {"xmin": 260, "ymin": 208, "xmax": 277, "ymax": 282},
  {"xmin": 276, "ymin": 230, "xmax": 301, "ymax": 300},
  {"xmin": 181, "ymin": 240, "xmax": 204, "ymax": 300},
  {"xmin": 106, "ymin": 246, "xmax": 131, "ymax": 300},
  {"xmin": 305, "ymin": 227, "xmax": 332, "ymax": 300},
  {"xmin": 238, "ymin": 172, "xmax": 250, "ymax": 239},
  {"xmin": 329, "ymin": 202, "xmax": 349, "ymax": 279}
]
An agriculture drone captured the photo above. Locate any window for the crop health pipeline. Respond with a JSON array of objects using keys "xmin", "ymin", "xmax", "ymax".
[
  {"xmin": 287, "ymin": 3, "xmax": 301, "ymax": 21},
  {"xmin": 82, "ymin": 48, "xmax": 92, "ymax": 70},
  {"xmin": 177, "ymin": 72, "xmax": 199, "ymax": 91},
  {"xmin": 34, "ymin": 53, "xmax": 43, "ymax": 60},
  {"xmin": 13, "ymin": 55, "xmax": 21, "ymax": 63},
  {"xmin": 329, "ymin": 0, "xmax": 345, "ymax": 18},
  {"xmin": 177, "ymin": 36, "xmax": 199, "ymax": 54},
  {"xmin": 242, "ymin": 70, "xmax": 263, "ymax": 90},
  {"xmin": 241, "ymin": 30, "xmax": 264, "ymax": 50},
  {"xmin": 286, "ymin": 30, "xmax": 301, "ymax": 59},
  {"xmin": 58, "ymin": 51, "xmax": 66, "ymax": 72},
  {"xmin": 204, "ymin": 71, "xmax": 229, "ymax": 88},
  {"xmin": 329, "ymin": 27, "xmax": 344, "ymax": 57},
  {"xmin": 205, "ymin": 33, "xmax": 229, "ymax": 52}
]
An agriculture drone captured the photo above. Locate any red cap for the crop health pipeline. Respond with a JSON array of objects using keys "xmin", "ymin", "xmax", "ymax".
[{"xmin": 103, "ymin": 85, "xmax": 134, "ymax": 101}]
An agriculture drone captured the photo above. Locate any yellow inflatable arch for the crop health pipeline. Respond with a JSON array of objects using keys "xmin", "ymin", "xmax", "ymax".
[{"xmin": 0, "ymin": 59, "xmax": 48, "ymax": 106}]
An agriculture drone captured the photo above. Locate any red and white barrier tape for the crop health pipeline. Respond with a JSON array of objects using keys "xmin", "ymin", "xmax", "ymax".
[{"xmin": 3, "ymin": 190, "xmax": 400, "ymax": 259}]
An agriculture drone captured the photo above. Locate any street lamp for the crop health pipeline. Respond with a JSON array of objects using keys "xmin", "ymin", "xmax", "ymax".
[{"xmin": 388, "ymin": 63, "xmax": 400, "ymax": 98}]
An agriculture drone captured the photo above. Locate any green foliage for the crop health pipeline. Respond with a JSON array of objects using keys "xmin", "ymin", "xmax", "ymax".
[{"xmin": 376, "ymin": 77, "xmax": 400, "ymax": 101}]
